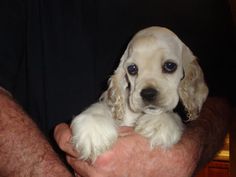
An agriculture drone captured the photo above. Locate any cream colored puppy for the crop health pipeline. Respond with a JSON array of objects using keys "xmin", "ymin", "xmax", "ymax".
[{"xmin": 71, "ymin": 26, "xmax": 209, "ymax": 161}]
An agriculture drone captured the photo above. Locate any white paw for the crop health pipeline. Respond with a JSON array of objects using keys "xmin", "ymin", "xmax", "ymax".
[
  {"xmin": 71, "ymin": 104, "xmax": 118, "ymax": 161},
  {"xmin": 135, "ymin": 112, "xmax": 184, "ymax": 148}
]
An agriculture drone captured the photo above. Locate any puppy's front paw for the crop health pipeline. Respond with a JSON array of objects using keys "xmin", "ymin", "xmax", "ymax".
[
  {"xmin": 71, "ymin": 113, "xmax": 118, "ymax": 161},
  {"xmin": 135, "ymin": 112, "xmax": 184, "ymax": 148}
]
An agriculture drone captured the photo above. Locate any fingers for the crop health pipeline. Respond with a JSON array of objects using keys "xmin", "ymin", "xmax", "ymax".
[
  {"xmin": 54, "ymin": 123, "xmax": 78, "ymax": 157},
  {"xmin": 67, "ymin": 156, "xmax": 100, "ymax": 177}
]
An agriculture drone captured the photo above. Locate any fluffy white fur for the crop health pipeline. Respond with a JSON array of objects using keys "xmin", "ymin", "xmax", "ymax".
[{"xmin": 71, "ymin": 26, "xmax": 209, "ymax": 161}]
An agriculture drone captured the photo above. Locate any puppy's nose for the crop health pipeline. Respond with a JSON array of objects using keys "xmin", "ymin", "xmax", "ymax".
[{"xmin": 140, "ymin": 88, "xmax": 158, "ymax": 102}]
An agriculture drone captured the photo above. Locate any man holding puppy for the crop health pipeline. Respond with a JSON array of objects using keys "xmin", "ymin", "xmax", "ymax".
[{"xmin": 0, "ymin": 0, "xmax": 234, "ymax": 176}]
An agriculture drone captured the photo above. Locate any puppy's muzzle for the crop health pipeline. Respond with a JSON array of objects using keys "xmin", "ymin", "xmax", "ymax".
[{"xmin": 140, "ymin": 88, "xmax": 158, "ymax": 102}]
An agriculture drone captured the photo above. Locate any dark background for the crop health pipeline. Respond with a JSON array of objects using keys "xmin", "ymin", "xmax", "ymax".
[{"xmin": 0, "ymin": 0, "xmax": 235, "ymax": 136}]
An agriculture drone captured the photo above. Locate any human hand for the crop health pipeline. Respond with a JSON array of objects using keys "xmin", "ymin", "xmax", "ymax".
[{"xmin": 54, "ymin": 123, "xmax": 201, "ymax": 177}]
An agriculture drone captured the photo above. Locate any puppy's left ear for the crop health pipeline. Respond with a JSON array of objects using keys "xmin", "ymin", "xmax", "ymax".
[{"xmin": 178, "ymin": 45, "xmax": 209, "ymax": 121}]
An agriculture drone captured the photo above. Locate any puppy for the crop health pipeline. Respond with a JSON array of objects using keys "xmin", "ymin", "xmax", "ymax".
[{"xmin": 71, "ymin": 26, "xmax": 209, "ymax": 161}]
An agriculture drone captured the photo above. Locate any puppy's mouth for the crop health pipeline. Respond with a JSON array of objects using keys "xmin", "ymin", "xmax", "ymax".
[
  {"xmin": 145, "ymin": 105, "xmax": 156, "ymax": 110},
  {"xmin": 126, "ymin": 77, "xmax": 163, "ymax": 115},
  {"xmin": 143, "ymin": 105, "xmax": 163, "ymax": 115}
]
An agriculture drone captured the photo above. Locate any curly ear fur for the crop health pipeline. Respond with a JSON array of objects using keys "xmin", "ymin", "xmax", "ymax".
[
  {"xmin": 102, "ymin": 49, "xmax": 129, "ymax": 120},
  {"xmin": 178, "ymin": 45, "xmax": 209, "ymax": 121}
]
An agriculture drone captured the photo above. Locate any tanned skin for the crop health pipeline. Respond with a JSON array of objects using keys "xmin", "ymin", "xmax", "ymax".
[{"xmin": 0, "ymin": 89, "xmax": 72, "ymax": 177}]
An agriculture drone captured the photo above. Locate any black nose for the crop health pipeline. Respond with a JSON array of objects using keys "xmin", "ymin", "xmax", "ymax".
[{"xmin": 140, "ymin": 88, "xmax": 158, "ymax": 102}]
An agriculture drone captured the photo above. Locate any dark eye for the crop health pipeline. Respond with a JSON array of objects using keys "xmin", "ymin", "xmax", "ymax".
[
  {"xmin": 127, "ymin": 64, "xmax": 138, "ymax": 75},
  {"xmin": 163, "ymin": 61, "xmax": 177, "ymax": 73}
]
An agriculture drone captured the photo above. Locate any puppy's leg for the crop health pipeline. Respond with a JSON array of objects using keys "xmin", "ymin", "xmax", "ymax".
[
  {"xmin": 135, "ymin": 112, "xmax": 184, "ymax": 148},
  {"xmin": 71, "ymin": 102, "xmax": 118, "ymax": 161}
]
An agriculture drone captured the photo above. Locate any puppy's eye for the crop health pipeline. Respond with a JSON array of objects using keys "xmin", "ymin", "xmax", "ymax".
[
  {"xmin": 163, "ymin": 61, "xmax": 177, "ymax": 73},
  {"xmin": 127, "ymin": 64, "xmax": 138, "ymax": 75}
]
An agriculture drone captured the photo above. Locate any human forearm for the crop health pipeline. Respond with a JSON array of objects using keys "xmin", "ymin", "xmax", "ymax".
[
  {"xmin": 185, "ymin": 97, "xmax": 230, "ymax": 174},
  {"xmin": 0, "ymin": 90, "xmax": 72, "ymax": 177}
]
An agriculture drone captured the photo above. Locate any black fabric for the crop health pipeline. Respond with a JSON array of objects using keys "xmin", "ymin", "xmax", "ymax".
[{"xmin": 0, "ymin": 0, "xmax": 235, "ymax": 139}]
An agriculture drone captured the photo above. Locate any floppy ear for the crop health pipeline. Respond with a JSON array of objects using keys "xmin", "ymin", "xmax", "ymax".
[
  {"xmin": 101, "ymin": 48, "xmax": 129, "ymax": 120},
  {"xmin": 178, "ymin": 45, "xmax": 209, "ymax": 121}
]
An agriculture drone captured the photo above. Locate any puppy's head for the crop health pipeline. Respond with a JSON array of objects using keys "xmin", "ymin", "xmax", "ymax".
[{"xmin": 104, "ymin": 26, "xmax": 208, "ymax": 120}]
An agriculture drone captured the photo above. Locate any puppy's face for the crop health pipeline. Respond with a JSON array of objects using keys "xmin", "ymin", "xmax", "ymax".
[
  {"xmin": 123, "ymin": 31, "xmax": 184, "ymax": 114},
  {"xmin": 106, "ymin": 26, "xmax": 208, "ymax": 120}
]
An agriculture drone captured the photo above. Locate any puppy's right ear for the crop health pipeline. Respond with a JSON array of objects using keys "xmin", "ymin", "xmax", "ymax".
[
  {"xmin": 178, "ymin": 45, "xmax": 209, "ymax": 121},
  {"xmin": 101, "ymin": 47, "xmax": 129, "ymax": 120}
]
